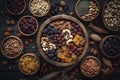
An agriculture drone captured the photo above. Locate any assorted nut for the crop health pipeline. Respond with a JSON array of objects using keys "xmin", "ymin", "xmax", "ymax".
[
  {"xmin": 18, "ymin": 16, "xmax": 38, "ymax": 36},
  {"xmin": 29, "ymin": 0, "xmax": 49, "ymax": 17},
  {"xmin": 41, "ymin": 20, "xmax": 85, "ymax": 63},
  {"xmin": 76, "ymin": 0, "xmax": 99, "ymax": 21},
  {"xmin": 7, "ymin": 0, "xmax": 26, "ymax": 15},
  {"xmin": 19, "ymin": 53, "xmax": 40, "ymax": 75},
  {"xmin": 81, "ymin": 56, "xmax": 101, "ymax": 77},
  {"xmin": 1, "ymin": 36, "xmax": 23, "ymax": 59},
  {"xmin": 103, "ymin": 0, "xmax": 120, "ymax": 31},
  {"xmin": 100, "ymin": 35, "xmax": 120, "ymax": 58}
]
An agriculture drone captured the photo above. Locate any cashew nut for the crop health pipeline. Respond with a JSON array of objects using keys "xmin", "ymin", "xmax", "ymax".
[{"xmin": 66, "ymin": 39, "xmax": 73, "ymax": 45}]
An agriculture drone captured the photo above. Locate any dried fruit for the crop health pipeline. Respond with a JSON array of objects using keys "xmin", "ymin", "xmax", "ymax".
[
  {"xmin": 90, "ymin": 34, "xmax": 101, "ymax": 42},
  {"xmin": 103, "ymin": 57, "xmax": 112, "ymax": 68}
]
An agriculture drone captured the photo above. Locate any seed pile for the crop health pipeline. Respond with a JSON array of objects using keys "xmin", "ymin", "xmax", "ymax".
[{"xmin": 103, "ymin": 0, "xmax": 120, "ymax": 31}]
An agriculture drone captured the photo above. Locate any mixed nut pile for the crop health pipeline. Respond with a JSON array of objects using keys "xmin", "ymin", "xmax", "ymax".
[
  {"xmin": 103, "ymin": 0, "xmax": 120, "ymax": 31},
  {"xmin": 7, "ymin": 0, "xmax": 26, "ymax": 15},
  {"xmin": 29, "ymin": 0, "xmax": 49, "ymax": 17},
  {"xmin": 41, "ymin": 20, "xmax": 85, "ymax": 63}
]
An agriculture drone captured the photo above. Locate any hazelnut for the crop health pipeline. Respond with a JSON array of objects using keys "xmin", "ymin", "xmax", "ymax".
[
  {"xmin": 59, "ymin": 7, "xmax": 63, "ymax": 12},
  {"xmin": 25, "ymin": 40, "xmax": 29, "ymax": 45},
  {"xmin": 16, "ymin": 33, "xmax": 23, "ymax": 37},
  {"xmin": 6, "ymin": 20, "xmax": 11, "ymax": 25},
  {"xmin": 60, "ymin": 1, "xmax": 66, "ymax": 7},
  {"xmin": 69, "ymin": 12, "xmax": 74, "ymax": 16},
  {"xmin": 10, "ymin": 19, "xmax": 15, "ymax": 24},
  {"xmin": 89, "ymin": 41, "xmax": 95, "ymax": 45},
  {"xmin": 6, "ymin": 28, "xmax": 13, "ymax": 32},
  {"xmin": 4, "ymin": 32, "xmax": 11, "ymax": 36},
  {"xmin": 1, "ymin": 61, "xmax": 8, "ymax": 65}
]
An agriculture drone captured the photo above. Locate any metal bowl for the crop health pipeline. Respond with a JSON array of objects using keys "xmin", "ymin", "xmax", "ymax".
[{"xmin": 37, "ymin": 15, "xmax": 88, "ymax": 67}]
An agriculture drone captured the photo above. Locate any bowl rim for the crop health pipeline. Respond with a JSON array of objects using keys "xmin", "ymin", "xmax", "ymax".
[
  {"xmin": 18, "ymin": 15, "xmax": 39, "ymax": 36},
  {"xmin": 18, "ymin": 53, "xmax": 40, "ymax": 75},
  {"xmin": 29, "ymin": 0, "xmax": 50, "ymax": 17},
  {"xmin": 6, "ymin": 0, "xmax": 26, "ymax": 15},
  {"xmin": 1, "ymin": 35, "xmax": 23, "ymax": 59},
  {"xmin": 80, "ymin": 56, "xmax": 101, "ymax": 77},
  {"xmin": 37, "ymin": 14, "xmax": 89, "ymax": 67},
  {"xmin": 99, "ymin": 35, "xmax": 120, "ymax": 59},
  {"xmin": 75, "ymin": 0, "xmax": 100, "ymax": 21},
  {"xmin": 102, "ymin": 0, "xmax": 119, "ymax": 32}
]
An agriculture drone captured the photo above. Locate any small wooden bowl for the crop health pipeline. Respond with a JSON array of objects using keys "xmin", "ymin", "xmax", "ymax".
[
  {"xmin": 1, "ymin": 36, "xmax": 23, "ymax": 59},
  {"xmin": 6, "ymin": 0, "xmax": 26, "ymax": 15},
  {"xmin": 102, "ymin": 0, "xmax": 120, "ymax": 32},
  {"xmin": 18, "ymin": 53, "xmax": 40, "ymax": 75},
  {"xmin": 37, "ymin": 14, "xmax": 88, "ymax": 67},
  {"xmin": 75, "ymin": 0, "xmax": 100, "ymax": 21},
  {"xmin": 99, "ymin": 35, "xmax": 120, "ymax": 59},
  {"xmin": 80, "ymin": 56, "xmax": 101, "ymax": 77},
  {"xmin": 29, "ymin": 0, "xmax": 50, "ymax": 17},
  {"xmin": 18, "ymin": 15, "xmax": 39, "ymax": 36}
]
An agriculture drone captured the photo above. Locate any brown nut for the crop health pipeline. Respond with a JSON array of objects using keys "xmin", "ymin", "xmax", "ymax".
[
  {"xmin": 6, "ymin": 28, "xmax": 13, "ymax": 32},
  {"xmin": 16, "ymin": 33, "xmax": 23, "ymax": 37},
  {"xmin": 59, "ymin": 7, "xmax": 63, "ymax": 12},
  {"xmin": 4, "ymin": 32, "xmax": 11, "ymax": 36},
  {"xmin": 6, "ymin": 20, "xmax": 11, "ymax": 25},
  {"xmin": 1, "ymin": 61, "xmax": 8, "ymax": 65},
  {"xmin": 69, "ymin": 12, "xmax": 74, "ymax": 16},
  {"xmin": 10, "ymin": 20, "xmax": 15, "ymax": 24},
  {"xmin": 60, "ymin": 1, "xmax": 66, "ymax": 7},
  {"xmin": 89, "ymin": 41, "xmax": 95, "ymax": 45}
]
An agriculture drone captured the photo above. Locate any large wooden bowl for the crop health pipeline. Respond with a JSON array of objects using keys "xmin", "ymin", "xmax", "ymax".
[{"xmin": 37, "ymin": 15, "xmax": 88, "ymax": 67}]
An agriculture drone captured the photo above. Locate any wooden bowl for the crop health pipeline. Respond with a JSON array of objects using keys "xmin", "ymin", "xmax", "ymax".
[
  {"xmin": 18, "ymin": 15, "xmax": 39, "ymax": 36},
  {"xmin": 29, "ymin": 0, "xmax": 50, "ymax": 17},
  {"xmin": 6, "ymin": 0, "xmax": 26, "ymax": 15},
  {"xmin": 99, "ymin": 35, "xmax": 120, "ymax": 59},
  {"xmin": 1, "ymin": 36, "xmax": 23, "ymax": 59},
  {"xmin": 37, "ymin": 15, "xmax": 88, "ymax": 67},
  {"xmin": 80, "ymin": 56, "xmax": 101, "ymax": 77},
  {"xmin": 102, "ymin": 0, "xmax": 120, "ymax": 32},
  {"xmin": 18, "ymin": 53, "xmax": 40, "ymax": 75},
  {"xmin": 75, "ymin": 0, "xmax": 100, "ymax": 21}
]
